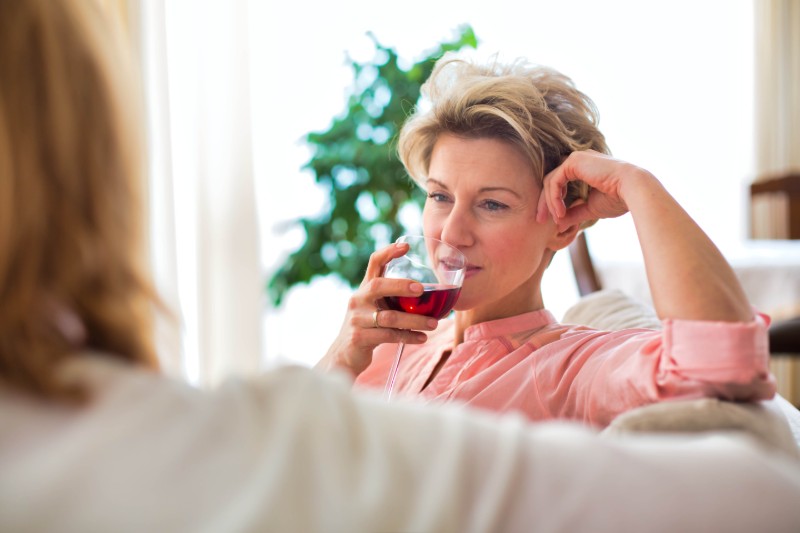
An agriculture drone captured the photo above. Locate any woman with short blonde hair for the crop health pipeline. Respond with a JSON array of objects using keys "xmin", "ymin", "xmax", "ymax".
[{"xmin": 320, "ymin": 52, "xmax": 776, "ymax": 428}]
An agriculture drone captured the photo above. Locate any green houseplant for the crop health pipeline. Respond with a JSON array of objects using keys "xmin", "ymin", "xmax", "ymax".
[{"xmin": 268, "ymin": 26, "xmax": 478, "ymax": 306}]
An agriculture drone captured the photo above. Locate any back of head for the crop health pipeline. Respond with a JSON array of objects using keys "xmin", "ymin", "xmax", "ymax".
[
  {"xmin": 398, "ymin": 53, "xmax": 609, "ymax": 208},
  {"xmin": 0, "ymin": 0, "xmax": 161, "ymax": 402}
]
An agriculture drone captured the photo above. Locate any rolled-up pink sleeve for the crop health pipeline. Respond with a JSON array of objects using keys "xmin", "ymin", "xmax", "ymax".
[
  {"xmin": 544, "ymin": 313, "xmax": 776, "ymax": 427},
  {"xmin": 659, "ymin": 312, "xmax": 775, "ymax": 399}
]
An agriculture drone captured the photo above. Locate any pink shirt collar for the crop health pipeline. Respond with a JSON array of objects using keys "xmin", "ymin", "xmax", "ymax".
[{"xmin": 463, "ymin": 309, "xmax": 558, "ymax": 342}]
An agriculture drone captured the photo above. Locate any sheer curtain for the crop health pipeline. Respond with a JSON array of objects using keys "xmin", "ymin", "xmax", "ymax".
[
  {"xmin": 751, "ymin": 0, "xmax": 800, "ymax": 240},
  {"xmin": 130, "ymin": 0, "xmax": 264, "ymax": 386},
  {"xmin": 754, "ymin": 0, "xmax": 800, "ymax": 177},
  {"xmin": 752, "ymin": 0, "xmax": 800, "ymax": 404}
]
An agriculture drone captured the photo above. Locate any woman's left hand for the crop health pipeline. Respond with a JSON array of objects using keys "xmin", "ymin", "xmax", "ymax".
[
  {"xmin": 535, "ymin": 150, "xmax": 647, "ymax": 229},
  {"xmin": 537, "ymin": 149, "xmax": 754, "ymax": 323}
]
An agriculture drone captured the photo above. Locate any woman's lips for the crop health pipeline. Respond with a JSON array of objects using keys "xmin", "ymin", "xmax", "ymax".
[{"xmin": 464, "ymin": 265, "xmax": 482, "ymax": 279}]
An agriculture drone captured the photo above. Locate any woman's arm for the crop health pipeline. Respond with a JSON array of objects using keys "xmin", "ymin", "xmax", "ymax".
[
  {"xmin": 622, "ymin": 170, "xmax": 752, "ymax": 321},
  {"xmin": 537, "ymin": 151, "xmax": 752, "ymax": 322}
]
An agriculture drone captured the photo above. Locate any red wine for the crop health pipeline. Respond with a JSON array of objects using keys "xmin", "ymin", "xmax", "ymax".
[{"xmin": 382, "ymin": 284, "xmax": 461, "ymax": 319}]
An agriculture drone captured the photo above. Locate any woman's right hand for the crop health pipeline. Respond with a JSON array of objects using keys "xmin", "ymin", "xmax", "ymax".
[{"xmin": 315, "ymin": 242, "xmax": 439, "ymax": 378}]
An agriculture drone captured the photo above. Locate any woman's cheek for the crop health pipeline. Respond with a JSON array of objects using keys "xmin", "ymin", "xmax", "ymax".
[{"xmin": 422, "ymin": 210, "xmax": 442, "ymax": 238}]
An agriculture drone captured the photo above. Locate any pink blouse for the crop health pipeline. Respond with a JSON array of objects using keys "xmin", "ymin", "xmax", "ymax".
[{"xmin": 354, "ymin": 310, "xmax": 776, "ymax": 427}]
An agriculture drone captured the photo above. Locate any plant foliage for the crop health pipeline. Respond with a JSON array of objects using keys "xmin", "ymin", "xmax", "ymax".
[{"xmin": 268, "ymin": 26, "xmax": 478, "ymax": 306}]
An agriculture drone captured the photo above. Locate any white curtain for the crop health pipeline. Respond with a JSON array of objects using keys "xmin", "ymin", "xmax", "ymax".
[
  {"xmin": 130, "ymin": 0, "xmax": 264, "ymax": 386},
  {"xmin": 751, "ymin": 0, "xmax": 800, "ymax": 240},
  {"xmin": 753, "ymin": 1, "xmax": 800, "ymax": 403},
  {"xmin": 754, "ymin": 0, "xmax": 800, "ymax": 176}
]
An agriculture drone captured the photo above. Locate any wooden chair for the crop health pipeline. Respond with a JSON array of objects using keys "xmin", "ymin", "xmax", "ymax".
[
  {"xmin": 748, "ymin": 172, "xmax": 800, "ymax": 354},
  {"xmin": 750, "ymin": 173, "xmax": 800, "ymax": 239},
  {"xmin": 568, "ymin": 232, "xmax": 602, "ymax": 297}
]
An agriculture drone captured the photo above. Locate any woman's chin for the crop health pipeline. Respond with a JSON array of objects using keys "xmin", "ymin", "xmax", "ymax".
[{"xmin": 452, "ymin": 295, "xmax": 479, "ymax": 312}]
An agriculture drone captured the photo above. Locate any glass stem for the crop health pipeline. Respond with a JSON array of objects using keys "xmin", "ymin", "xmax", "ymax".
[{"xmin": 383, "ymin": 342, "xmax": 405, "ymax": 401}]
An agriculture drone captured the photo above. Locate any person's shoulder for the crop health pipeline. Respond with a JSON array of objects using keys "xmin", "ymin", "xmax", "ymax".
[
  {"xmin": 66, "ymin": 352, "xmax": 200, "ymax": 403},
  {"xmin": 222, "ymin": 364, "xmax": 351, "ymax": 400}
]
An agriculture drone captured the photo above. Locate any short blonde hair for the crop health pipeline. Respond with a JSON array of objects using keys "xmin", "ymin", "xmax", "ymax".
[
  {"xmin": 398, "ymin": 53, "xmax": 609, "ymax": 208},
  {"xmin": 0, "ymin": 0, "xmax": 163, "ymax": 401}
]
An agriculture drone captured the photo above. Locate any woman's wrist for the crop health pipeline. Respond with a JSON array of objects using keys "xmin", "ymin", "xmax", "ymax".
[
  {"xmin": 316, "ymin": 346, "xmax": 362, "ymax": 379},
  {"xmin": 617, "ymin": 165, "xmax": 662, "ymax": 207}
]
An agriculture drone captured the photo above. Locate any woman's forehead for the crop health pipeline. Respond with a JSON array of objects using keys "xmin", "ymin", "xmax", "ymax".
[{"xmin": 427, "ymin": 134, "xmax": 539, "ymax": 191}]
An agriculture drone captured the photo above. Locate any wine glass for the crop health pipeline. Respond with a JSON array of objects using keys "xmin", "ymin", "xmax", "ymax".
[{"xmin": 381, "ymin": 235, "xmax": 466, "ymax": 401}]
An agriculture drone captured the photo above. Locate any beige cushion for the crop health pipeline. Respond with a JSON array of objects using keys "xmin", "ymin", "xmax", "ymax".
[
  {"xmin": 562, "ymin": 289, "xmax": 660, "ymax": 330},
  {"xmin": 602, "ymin": 398, "xmax": 800, "ymax": 458},
  {"xmin": 563, "ymin": 289, "xmax": 800, "ymax": 458}
]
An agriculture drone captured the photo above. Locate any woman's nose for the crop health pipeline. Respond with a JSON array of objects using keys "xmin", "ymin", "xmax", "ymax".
[{"xmin": 440, "ymin": 205, "xmax": 473, "ymax": 249}]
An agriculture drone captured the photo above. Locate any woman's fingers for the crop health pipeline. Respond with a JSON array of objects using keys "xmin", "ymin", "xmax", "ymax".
[
  {"xmin": 342, "ymin": 308, "xmax": 429, "ymax": 346},
  {"xmin": 559, "ymin": 202, "xmax": 604, "ymax": 232},
  {"xmin": 536, "ymin": 182, "xmax": 551, "ymax": 223},
  {"xmin": 367, "ymin": 307, "xmax": 438, "ymax": 332},
  {"xmin": 538, "ymin": 164, "xmax": 569, "ymax": 222},
  {"xmin": 363, "ymin": 242, "xmax": 410, "ymax": 281},
  {"xmin": 357, "ymin": 323, "xmax": 429, "ymax": 346},
  {"xmin": 363, "ymin": 276, "xmax": 424, "ymax": 301},
  {"xmin": 364, "ymin": 279, "xmax": 440, "ymax": 331},
  {"xmin": 347, "ymin": 242, "xmax": 441, "ymax": 341}
]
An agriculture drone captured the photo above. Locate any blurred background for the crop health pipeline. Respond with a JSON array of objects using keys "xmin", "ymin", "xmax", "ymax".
[{"xmin": 112, "ymin": 0, "xmax": 798, "ymax": 396}]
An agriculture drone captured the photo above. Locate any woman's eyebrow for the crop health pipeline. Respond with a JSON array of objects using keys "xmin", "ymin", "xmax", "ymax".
[
  {"xmin": 426, "ymin": 178, "xmax": 449, "ymax": 190},
  {"xmin": 426, "ymin": 178, "xmax": 522, "ymax": 198},
  {"xmin": 479, "ymin": 186, "xmax": 522, "ymax": 199}
]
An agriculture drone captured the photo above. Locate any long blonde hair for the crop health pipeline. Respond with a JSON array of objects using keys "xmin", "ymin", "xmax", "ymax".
[
  {"xmin": 398, "ymin": 53, "xmax": 610, "ymax": 211},
  {"xmin": 0, "ymin": 0, "xmax": 162, "ymax": 401}
]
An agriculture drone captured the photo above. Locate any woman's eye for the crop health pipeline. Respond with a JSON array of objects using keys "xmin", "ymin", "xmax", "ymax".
[
  {"xmin": 481, "ymin": 199, "xmax": 508, "ymax": 211},
  {"xmin": 427, "ymin": 192, "xmax": 450, "ymax": 203}
]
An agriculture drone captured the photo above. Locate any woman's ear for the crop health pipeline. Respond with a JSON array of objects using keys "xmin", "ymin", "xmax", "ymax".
[{"xmin": 547, "ymin": 224, "xmax": 581, "ymax": 252}]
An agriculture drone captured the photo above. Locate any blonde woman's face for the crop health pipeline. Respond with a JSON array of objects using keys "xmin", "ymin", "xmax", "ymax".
[{"xmin": 422, "ymin": 133, "xmax": 563, "ymax": 322}]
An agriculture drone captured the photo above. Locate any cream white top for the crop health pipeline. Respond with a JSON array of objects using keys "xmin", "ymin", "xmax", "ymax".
[{"xmin": 1, "ymin": 354, "xmax": 799, "ymax": 532}]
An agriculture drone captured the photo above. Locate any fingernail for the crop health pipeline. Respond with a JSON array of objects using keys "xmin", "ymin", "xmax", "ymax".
[
  {"xmin": 410, "ymin": 282, "xmax": 423, "ymax": 293},
  {"xmin": 427, "ymin": 319, "xmax": 437, "ymax": 329}
]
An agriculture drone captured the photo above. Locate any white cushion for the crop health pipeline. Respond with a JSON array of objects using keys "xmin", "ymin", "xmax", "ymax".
[
  {"xmin": 562, "ymin": 289, "xmax": 660, "ymax": 331},
  {"xmin": 603, "ymin": 398, "xmax": 800, "ymax": 458}
]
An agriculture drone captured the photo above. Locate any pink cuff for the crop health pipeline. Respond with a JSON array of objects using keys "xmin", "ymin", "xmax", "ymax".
[{"xmin": 662, "ymin": 312, "xmax": 770, "ymax": 384}]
